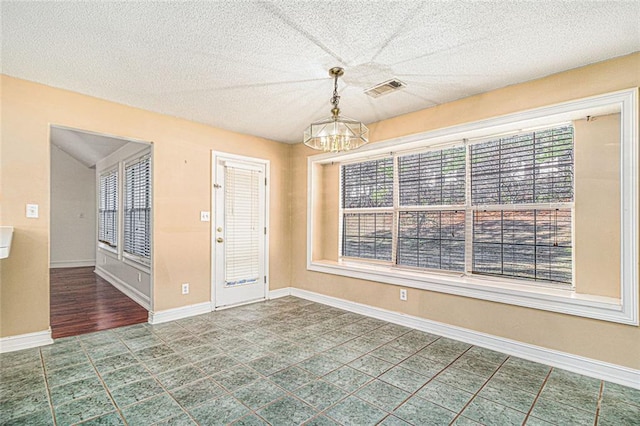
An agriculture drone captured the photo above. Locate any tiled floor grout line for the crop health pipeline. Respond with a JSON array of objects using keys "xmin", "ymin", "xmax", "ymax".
[
  {"xmin": 146, "ymin": 320, "xmax": 335, "ymax": 425},
  {"xmin": 316, "ymin": 327, "xmax": 433, "ymax": 424},
  {"xmin": 299, "ymin": 326, "xmax": 473, "ymax": 425},
  {"xmin": 149, "ymin": 323, "xmax": 258, "ymax": 423},
  {"xmin": 38, "ymin": 347, "xmax": 58, "ymax": 426},
  {"xmin": 81, "ymin": 334, "xmax": 131, "ymax": 425},
  {"xmin": 142, "ymin": 318, "xmax": 424, "ymax": 423},
  {"xmin": 522, "ymin": 366, "xmax": 554, "ymax": 425},
  {"xmin": 372, "ymin": 337, "xmax": 466, "ymax": 425},
  {"xmin": 204, "ymin": 318, "xmax": 417, "ymax": 425},
  {"xmin": 593, "ymin": 380, "xmax": 605, "ymax": 426},
  {"xmin": 240, "ymin": 317, "xmax": 470, "ymax": 425},
  {"xmin": 149, "ymin": 325, "xmax": 226, "ymax": 425},
  {"xmin": 372, "ymin": 347, "xmax": 444, "ymax": 425},
  {"xmin": 247, "ymin": 320, "xmax": 396, "ymax": 425},
  {"xmin": 445, "ymin": 350, "xmax": 511, "ymax": 425}
]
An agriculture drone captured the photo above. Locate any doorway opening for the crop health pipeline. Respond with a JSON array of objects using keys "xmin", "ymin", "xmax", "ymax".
[{"xmin": 49, "ymin": 126, "xmax": 153, "ymax": 338}]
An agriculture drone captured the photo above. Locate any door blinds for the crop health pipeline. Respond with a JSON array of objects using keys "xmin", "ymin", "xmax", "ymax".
[
  {"xmin": 124, "ymin": 155, "xmax": 151, "ymax": 260},
  {"xmin": 224, "ymin": 165, "xmax": 261, "ymax": 286},
  {"xmin": 98, "ymin": 169, "xmax": 118, "ymax": 247}
]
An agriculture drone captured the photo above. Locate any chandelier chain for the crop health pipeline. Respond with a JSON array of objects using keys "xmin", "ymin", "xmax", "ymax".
[{"xmin": 331, "ymin": 73, "xmax": 340, "ymax": 117}]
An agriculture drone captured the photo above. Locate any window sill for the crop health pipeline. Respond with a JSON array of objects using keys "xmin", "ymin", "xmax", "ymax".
[
  {"xmin": 307, "ymin": 259, "xmax": 635, "ymax": 325},
  {"xmin": 123, "ymin": 254, "xmax": 151, "ymax": 273},
  {"xmin": 98, "ymin": 245, "xmax": 118, "ymax": 257}
]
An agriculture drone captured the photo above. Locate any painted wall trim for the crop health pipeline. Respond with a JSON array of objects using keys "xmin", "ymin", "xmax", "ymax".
[
  {"xmin": 0, "ymin": 329, "xmax": 53, "ymax": 353},
  {"xmin": 94, "ymin": 267, "xmax": 151, "ymax": 310},
  {"xmin": 50, "ymin": 259, "xmax": 95, "ymax": 268},
  {"xmin": 290, "ymin": 287, "xmax": 640, "ymax": 390},
  {"xmin": 268, "ymin": 288, "xmax": 292, "ymax": 299},
  {"xmin": 148, "ymin": 302, "xmax": 211, "ymax": 325}
]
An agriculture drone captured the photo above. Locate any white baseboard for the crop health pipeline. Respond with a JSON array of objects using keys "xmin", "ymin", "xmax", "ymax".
[
  {"xmin": 290, "ymin": 288, "xmax": 640, "ymax": 390},
  {"xmin": 269, "ymin": 287, "xmax": 292, "ymax": 299},
  {"xmin": 50, "ymin": 259, "xmax": 95, "ymax": 268},
  {"xmin": 148, "ymin": 302, "xmax": 212, "ymax": 325},
  {"xmin": 94, "ymin": 267, "xmax": 151, "ymax": 310},
  {"xmin": 0, "ymin": 329, "xmax": 53, "ymax": 353}
]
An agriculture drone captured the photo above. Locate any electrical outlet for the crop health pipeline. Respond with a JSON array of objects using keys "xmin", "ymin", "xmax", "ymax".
[
  {"xmin": 400, "ymin": 289, "xmax": 407, "ymax": 301},
  {"xmin": 200, "ymin": 211, "xmax": 210, "ymax": 222},
  {"xmin": 181, "ymin": 283, "xmax": 189, "ymax": 295},
  {"xmin": 26, "ymin": 204, "xmax": 39, "ymax": 218}
]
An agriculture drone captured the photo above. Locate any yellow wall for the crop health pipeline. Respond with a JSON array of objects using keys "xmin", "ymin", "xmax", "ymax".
[
  {"xmin": 0, "ymin": 75, "xmax": 291, "ymax": 337},
  {"xmin": 574, "ymin": 113, "xmax": 621, "ymax": 298},
  {"xmin": 292, "ymin": 52, "xmax": 640, "ymax": 369},
  {"xmin": 1, "ymin": 53, "xmax": 639, "ymax": 371}
]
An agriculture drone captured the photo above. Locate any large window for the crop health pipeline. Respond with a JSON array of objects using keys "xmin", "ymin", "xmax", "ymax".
[
  {"xmin": 311, "ymin": 88, "xmax": 638, "ymax": 325},
  {"xmin": 124, "ymin": 154, "xmax": 151, "ymax": 262},
  {"xmin": 341, "ymin": 125, "xmax": 574, "ymax": 286},
  {"xmin": 98, "ymin": 168, "xmax": 118, "ymax": 248}
]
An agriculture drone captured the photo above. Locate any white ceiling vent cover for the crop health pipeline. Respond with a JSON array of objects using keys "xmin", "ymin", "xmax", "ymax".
[{"xmin": 364, "ymin": 79, "xmax": 407, "ymax": 98}]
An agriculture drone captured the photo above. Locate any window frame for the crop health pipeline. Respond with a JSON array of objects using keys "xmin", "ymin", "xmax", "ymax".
[
  {"xmin": 97, "ymin": 166, "xmax": 119, "ymax": 254},
  {"xmin": 122, "ymin": 151, "xmax": 152, "ymax": 267},
  {"xmin": 340, "ymin": 136, "xmax": 575, "ymax": 285},
  {"xmin": 307, "ymin": 88, "xmax": 638, "ymax": 325}
]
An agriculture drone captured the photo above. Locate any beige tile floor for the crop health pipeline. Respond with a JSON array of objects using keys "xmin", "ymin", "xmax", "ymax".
[{"xmin": 1, "ymin": 297, "xmax": 638, "ymax": 425}]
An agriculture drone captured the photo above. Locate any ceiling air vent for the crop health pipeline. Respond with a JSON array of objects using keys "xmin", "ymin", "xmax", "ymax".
[{"xmin": 364, "ymin": 79, "xmax": 406, "ymax": 98}]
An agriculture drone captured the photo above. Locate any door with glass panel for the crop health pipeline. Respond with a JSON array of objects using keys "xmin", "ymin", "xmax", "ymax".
[{"xmin": 213, "ymin": 153, "xmax": 267, "ymax": 308}]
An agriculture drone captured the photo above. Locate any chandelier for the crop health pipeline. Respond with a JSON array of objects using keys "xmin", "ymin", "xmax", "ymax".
[{"xmin": 303, "ymin": 67, "xmax": 369, "ymax": 152}]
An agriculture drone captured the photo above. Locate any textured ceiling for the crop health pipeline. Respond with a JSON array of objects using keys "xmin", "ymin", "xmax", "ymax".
[
  {"xmin": 50, "ymin": 127, "xmax": 131, "ymax": 168},
  {"xmin": 2, "ymin": 1, "xmax": 639, "ymax": 144}
]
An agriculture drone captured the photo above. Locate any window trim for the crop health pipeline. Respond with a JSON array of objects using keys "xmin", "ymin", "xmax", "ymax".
[
  {"xmin": 122, "ymin": 150, "xmax": 152, "ymax": 268},
  {"xmin": 307, "ymin": 88, "xmax": 638, "ymax": 325}
]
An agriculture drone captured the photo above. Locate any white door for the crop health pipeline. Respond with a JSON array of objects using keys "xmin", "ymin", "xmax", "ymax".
[{"xmin": 213, "ymin": 153, "xmax": 268, "ymax": 308}]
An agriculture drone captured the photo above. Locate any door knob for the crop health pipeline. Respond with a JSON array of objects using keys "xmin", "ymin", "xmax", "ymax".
[{"xmin": 216, "ymin": 237, "xmax": 224, "ymax": 243}]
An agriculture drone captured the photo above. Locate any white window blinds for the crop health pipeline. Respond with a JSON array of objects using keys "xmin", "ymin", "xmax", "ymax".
[
  {"xmin": 342, "ymin": 158, "xmax": 393, "ymax": 208},
  {"xmin": 341, "ymin": 158, "xmax": 394, "ymax": 261},
  {"xmin": 124, "ymin": 155, "xmax": 151, "ymax": 260},
  {"xmin": 398, "ymin": 147, "xmax": 466, "ymax": 206},
  {"xmin": 224, "ymin": 165, "xmax": 261, "ymax": 286},
  {"xmin": 470, "ymin": 126, "xmax": 574, "ymax": 204},
  {"xmin": 397, "ymin": 210, "xmax": 465, "ymax": 271},
  {"xmin": 397, "ymin": 146, "xmax": 466, "ymax": 272},
  {"xmin": 98, "ymin": 169, "xmax": 118, "ymax": 247},
  {"xmin": 339, "ymin": 125, "xmax": 574, "ymax": 286},
  {"xmin": 342, "ymin": 213, "xmax": 393, "ymax": 261},
  {"xmin": 470, "ymin": 126, "xmax": 574, "ymax": 283}
]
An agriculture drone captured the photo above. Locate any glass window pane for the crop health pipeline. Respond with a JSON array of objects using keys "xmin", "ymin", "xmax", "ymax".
[
  {"xmin": 124, "ymin": 156, "xmax": 151, "ymax": 259},
  {"xmin": 342, "ymin": 158, "xmax": 393, "ymax": 208},
  {"xmin": 399, "ymin": 146, "xmax": 465, "ymax": 206},
  {"xmin": 471, "ymin": 126, "xmax": 573, "ymax": 205},
  {"xmin": 397, "ymin": 210, "xmax": 465, "ymax": 271},
  {"xmin": 342, "ymin": 213, "xmax": 393, "ymax": 261},
  {"xmin": 98, "ymin": 169, "xmax": 118, "ymax": 248},
  {"xmin": 472, "ymin": 209, "xmax": 572, "ymax": 284}
]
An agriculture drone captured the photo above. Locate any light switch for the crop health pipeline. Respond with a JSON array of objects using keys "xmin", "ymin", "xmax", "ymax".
[
  {"xmin": 200, "ymin": 211, "xmax": 210, "ymax": 222},
  {"xmin": 26, "ymin": 204, "xmax": 39, "ymax": 218}
]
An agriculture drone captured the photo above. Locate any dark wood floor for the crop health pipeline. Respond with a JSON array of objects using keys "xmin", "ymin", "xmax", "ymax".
[{"xmin": 50, "ymin": 267, "xmax": 148, "ymax": 339}]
